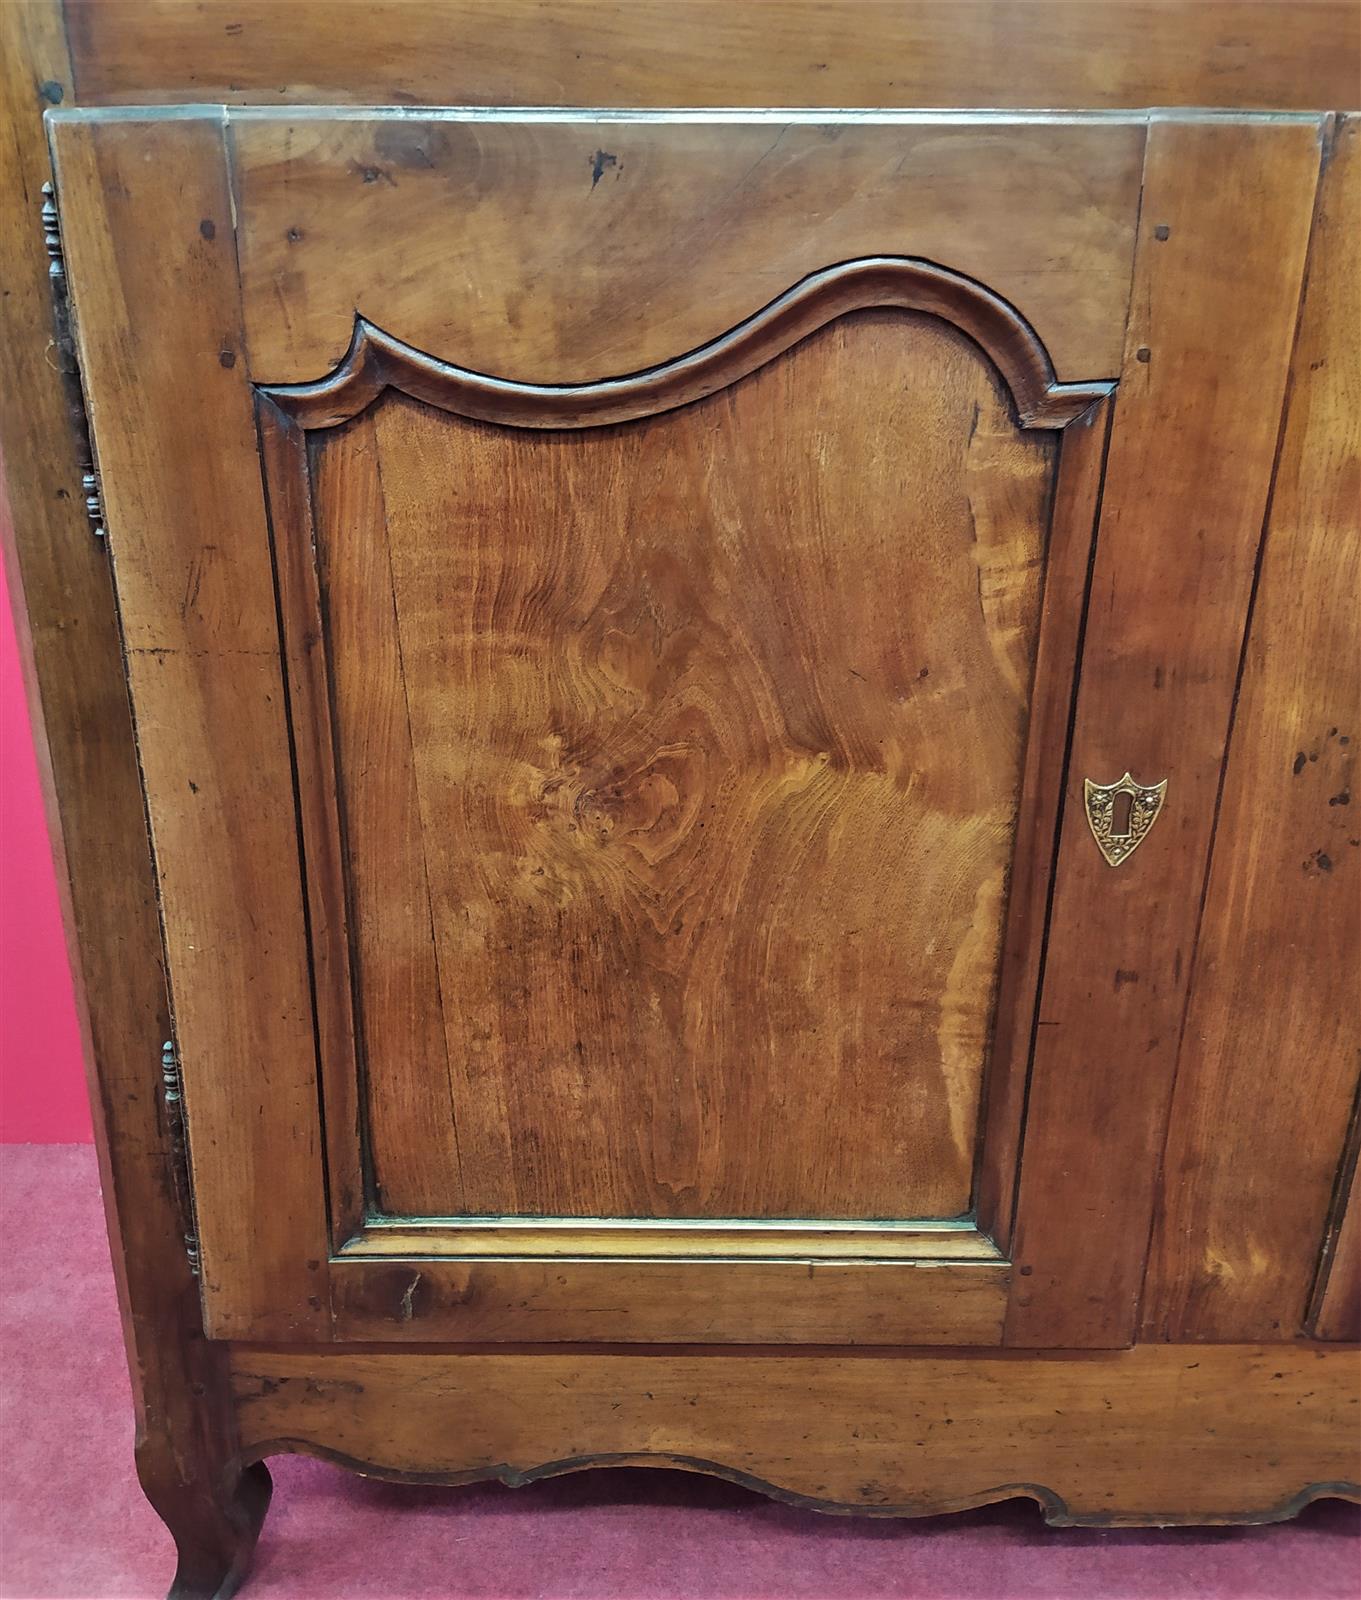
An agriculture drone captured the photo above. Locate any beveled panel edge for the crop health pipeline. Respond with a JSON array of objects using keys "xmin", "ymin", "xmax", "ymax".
[
  {"xmin": 340, "ymin": 1216, "xmax": 1006, "ymax": 1263},
  {"xmin": 259, "ymin": 257, "xmax": 1114, "ymax": 432}
]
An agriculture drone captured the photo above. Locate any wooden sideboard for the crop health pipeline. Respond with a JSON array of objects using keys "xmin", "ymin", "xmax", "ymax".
[{"xmin": 2, "ymin": 5, "xmax": 1357, "ymax": 1596}]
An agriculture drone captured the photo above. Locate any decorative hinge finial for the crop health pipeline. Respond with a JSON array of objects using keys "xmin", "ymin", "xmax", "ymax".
[
  {"xmin": 39, "ymin": 180, "xmax": 105, "ymax": 540},
  {"xmin": 41, "ymin": 181, "xmax": 64, "ymax": 285},
  {"xmin": 160, "ymin": 1039, "xmax": 201, "ymax": 1277}
]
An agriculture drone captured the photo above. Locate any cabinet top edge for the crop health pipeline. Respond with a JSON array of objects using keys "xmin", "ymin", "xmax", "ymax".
[{"xmin": 42, "ymin": 105, "xmax": 1338, "ymax": 130}]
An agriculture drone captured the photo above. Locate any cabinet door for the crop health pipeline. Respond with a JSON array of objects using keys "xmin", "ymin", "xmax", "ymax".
[{"xmin": 48, "ymin": 108, "xmax": 1322, "ymax": 1345}]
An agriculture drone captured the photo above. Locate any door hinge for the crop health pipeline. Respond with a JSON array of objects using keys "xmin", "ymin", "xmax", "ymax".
[
  {"xmin": 40, "ymin": 180, "xmax": 105, "ymax": 541},
  {"xmin": 160, "ymin": 1039, "xmax": 201, "ymax": 1278}
]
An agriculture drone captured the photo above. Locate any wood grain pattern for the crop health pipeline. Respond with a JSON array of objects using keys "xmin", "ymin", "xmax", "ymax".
[
  {"xmin": 64, "ymin": 0, "xmax": 1361, "ymax": 113},
  {"xmin": 1003, "ymin": 117, "xmax": 1325, "ymax": 1347},
  {"xmin": 228, "ymin": 111, "xmax": 1144, "ymax": 386},
  {"xmin": 329, "ymin": 1257, "xmax": 1010, "ymax": 1345},
  {"xmin": 1142, "ymin": 115, "xmax": 1361, "ymax": 1342},
  {"xmin": 229, "ymin": 1342, "xmax": 1361, "ymax": 1524},
  {"xmin": 284, "ymin": 312, "xmax": 1057, "ymax": 1222},
  {"xmin": 47, "ymin": 111, "xmax": 331, "ymax": 1340}
]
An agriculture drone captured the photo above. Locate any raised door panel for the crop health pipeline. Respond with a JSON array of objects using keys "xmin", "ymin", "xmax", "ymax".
[{"xmin": 284, "ymin": 310, "xmax": 1056, "ymax": 1225}]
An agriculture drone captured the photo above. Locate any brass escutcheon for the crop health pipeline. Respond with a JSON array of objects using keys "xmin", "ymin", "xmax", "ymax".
[{"xmin": 1083, "ymin": 771, "xmax": 1168, "ymax": 867}]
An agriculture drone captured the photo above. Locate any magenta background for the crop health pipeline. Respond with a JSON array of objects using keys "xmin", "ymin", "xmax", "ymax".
[{"xmin": 1, "ymin": 511, "xmax": 93, "ymax": 1143}]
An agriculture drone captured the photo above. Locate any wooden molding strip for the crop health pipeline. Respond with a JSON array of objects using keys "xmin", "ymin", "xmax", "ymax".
[{"xmin": 262, "ymin": 257, "xmax": 1112, "ymax": 432}]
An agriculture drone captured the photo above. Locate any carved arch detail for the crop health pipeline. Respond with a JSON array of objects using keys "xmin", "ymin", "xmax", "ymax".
[
  {"xmin": 260, "ymin": 256, "xmax": 1113, "ymax": 431},
  {"xmin": 235, "ymin": 1440, "xmax": 1360, "ymax": 1529}
]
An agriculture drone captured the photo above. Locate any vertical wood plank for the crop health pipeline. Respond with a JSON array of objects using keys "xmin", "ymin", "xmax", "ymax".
[
  {"xmin": 1005, "ymin": 116, "xmax": 1325, "ymax": 1348},
  {"xmin": 48, "ymin": 112, "xmax": 330, "ymax": 1338},
  {"xmin": 1142, "ymin": 116, "xmax": 1360, "ymax": 1342}
]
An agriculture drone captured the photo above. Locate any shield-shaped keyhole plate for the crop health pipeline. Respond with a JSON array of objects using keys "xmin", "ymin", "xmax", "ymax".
[{"xmin": 1083, "ymin": 772, "xmax": 1168, "ymax": 867}]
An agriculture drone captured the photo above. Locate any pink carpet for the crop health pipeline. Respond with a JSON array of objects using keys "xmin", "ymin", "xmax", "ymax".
[{"xmin": 2, "ymin": 1147, "xmax": 1357, "ymax": 1600}]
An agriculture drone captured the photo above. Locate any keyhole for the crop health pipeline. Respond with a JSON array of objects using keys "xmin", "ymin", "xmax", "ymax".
[{"xmin": 1110, "ymin": 790, "xmax": 1135, "ymax": 838}]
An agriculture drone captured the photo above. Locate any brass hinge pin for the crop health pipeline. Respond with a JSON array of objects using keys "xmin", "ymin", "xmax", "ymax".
[{"xmin": 160, "ymin": 1039, "xmax": 201, "ymax": 1278}]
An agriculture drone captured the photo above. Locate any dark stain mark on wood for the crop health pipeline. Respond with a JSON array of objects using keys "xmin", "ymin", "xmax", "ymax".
[
  {"xmin": 1329, "ymin": 788, "xmax": 1351, "ymax": 806},
  {"xmin": 1154, "ymin": 224, "xmax": 1171, "ymax": 240},
  {"xmin": 1303, "ymin": 849, "xmax": 1334, "ymax": 875},
  {"xmin": 39, "ymin": 79, "xmax": 64, "ymax": 105},
  {"xmin": 1136, "ymin": 346, "xmax": 1151, "ymax": 363},
  {"xmin": 199, "ymin": 218, "xmax": 216, "ymax": 240},
  {"xmin": 1293, "ymin": 751, "xmax": 1308, "ymax": 775},
  {"xmin": 589, "ymin": 149, "xmax": 619, "ymax": 188},
  {"xmin": 1114, "ymin": 969, "xmax": 1140, "ymax": 990},
  {"xmin": 373, "ymin": 123, "xmax": 444, "ymax": 169},
  {"xmin": 349, "ymin": 161, "xmax": 396, "ymax": 187},
  {"xmin": 302, "ymin": 1377, "xmax": 366, "ymax": 1398}
]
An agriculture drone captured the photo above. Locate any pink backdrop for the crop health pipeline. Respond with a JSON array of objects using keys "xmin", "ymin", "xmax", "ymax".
[{"xmin": 1, "ymin": 502, "xmax": 93, "ymax": 1143}]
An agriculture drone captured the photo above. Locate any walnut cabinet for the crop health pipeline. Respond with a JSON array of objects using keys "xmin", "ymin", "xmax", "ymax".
[{"xmin": 2, "ymin": 5, "xmax": 1358, "ymax": 1596}]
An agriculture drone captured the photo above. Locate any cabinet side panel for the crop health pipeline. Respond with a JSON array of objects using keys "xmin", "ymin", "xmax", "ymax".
[
  {"xmin": 0, "ymin": 0, "xmax": 196, "ymax": 1417},
  {"xmin": 63, "ymin": 0, "xmax": 1361, "ymax": 113},
  {"xmin": 47, "ymin": 113, "xmax": 330, "ymax": 1339},
  {"xmin": 1143, "ymin": 117, "xmax": 1361, "ymax": 1342},
  {"xmin": 1004, "ymin": 118, "xmax": 1324, "ymax": 1347}
]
